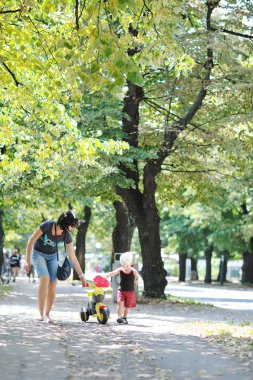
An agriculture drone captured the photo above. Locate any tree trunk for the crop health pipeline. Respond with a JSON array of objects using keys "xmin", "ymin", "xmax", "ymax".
[
  {"xmin": 137, "ymin": 207, "xmax": 167, "ymax": 298},
  {"xmin": 0, "ymin": 210, "xmax": 4, "ymax": 276},
  {"xmin": 241, "ymin": 250, "xmax": 253, "ymax": 284},
  {"xmin": 116, "ymin": 82, "xmax": 167, "ymax": 297},
  {"xmin": 117, "ymin": 160, "xmax": 168, "ymax": 298},
  {"xmin": 204, "ymin": 247, "xmax": 213, "ymax": 284},
  {"xmin": 116, "ymin": 12, "xmax": 215, "ymax": 296},
  {"xmin": 190, "ymin": 258, "xmax": 198, "ymax": 280},
  {"xmin": 112, "ymin": 200, "xmax": 135, "ymax": 257},
  {"xmin": 217, "ymin": 252, "xmax": 228, "ymax": 283},
  {"xmin": 73, "ymin": 205, "xmax": 91, "ymax": 280},
  {"xmin": 178, "ymin": 253, "xmax": 187, "ymax": 282}
]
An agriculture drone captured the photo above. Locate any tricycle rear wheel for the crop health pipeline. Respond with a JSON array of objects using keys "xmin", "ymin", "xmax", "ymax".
[{"xmin": 80, "ymin": 307, "xmax": 89, "ymax": 322}]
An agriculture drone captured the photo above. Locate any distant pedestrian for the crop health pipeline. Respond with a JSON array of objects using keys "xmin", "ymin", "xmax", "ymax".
[
  {"xmin": 25, "ymin": 210, "xmax": 88, "ymax": 324},
  {"xmin": 105, "ymin": 252, "xmax": 141, "ymax": 324},
  {"xmin": 27, "ymin": 263, "xmax": 36, "ymax": 283},
  {"xmin": 20, "ymin": 254, "xmax": 26, "ymax": 275},
  {"xmin": 10, "ymin": 249, "xmax": 21, "ymax": 282},
  {"xmin": 2, "ymin": 252, "xmax": 10, "ymax": 275}
]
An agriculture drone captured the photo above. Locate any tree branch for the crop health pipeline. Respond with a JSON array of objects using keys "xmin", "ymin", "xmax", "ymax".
[
  {"xmin": 0, "ymin": 2, "xmax": 27, "ymax": 15},
  {"xmin": 161, "ymin": 167, "xmax": 218, "ymax": 174},
  {"xmin": 143, "ymin": 98, "xmax": 209, "ymax": 134},
  {"xmin": 144, "ymin": 2, "xmax": 218, "ymax": 177},
  {"xmin": 210, "ymin": 26, "xmax": 253, "ymax": 40},
  {"xmin": 79, "ymin": 1, "xmax": 86, "ymax": 19},
  {"xmin": 0, "ymin": 8, "xmax": 22, "ymax": 14},
  {"xmin": 161, "ymin": 165, "xmax": 237, "ymax": 179},
  {"xmin": 74, "ymin": 0, "xmax": 87, "ymax": 30},
  {"xmin": 75, "ymin": 0, "xmax": 80, "ymax": 30},
  {"xmin": 2, "ymin": 62, "xmax": 23, "ymax": 86}
]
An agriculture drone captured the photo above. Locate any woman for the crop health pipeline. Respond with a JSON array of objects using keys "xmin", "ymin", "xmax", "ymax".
[{"xmin": 25, "ymin": 210, "xmax": 87, "ymax": 323}]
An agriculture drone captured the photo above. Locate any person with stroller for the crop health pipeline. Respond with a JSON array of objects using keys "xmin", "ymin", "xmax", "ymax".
[
  {"xmin": 25, "ymin": 210, "xmax": 88, "ymax": 323},
  {"xmin": 10, "ymin": 249, "xmax": 21, "ymax": 282},
  {"xmin": 104, "ymin": 252, "xmax": 142, "ymax": 324}
]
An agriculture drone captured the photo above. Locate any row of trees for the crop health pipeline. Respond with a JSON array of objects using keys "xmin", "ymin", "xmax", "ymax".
[
  {"xmin": 1, "ymin": 0, "xmax": 253, "ymax": 295},
  {"xmin": 160, "ymin": 197, "xmax": 253, "ymax": 284}
]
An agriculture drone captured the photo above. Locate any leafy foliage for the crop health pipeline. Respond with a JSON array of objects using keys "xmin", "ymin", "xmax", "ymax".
[{"xmin": 1, "ymin": 0, "xmax": 253, "ymax": 270}]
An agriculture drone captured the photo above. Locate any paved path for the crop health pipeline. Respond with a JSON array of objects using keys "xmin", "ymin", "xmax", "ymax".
[
  {"xmin": 165, "ymin": 281, "xmax": 253, "ymax": 311},
  {"xmin": 0, "ymin": 279, "xmax": 253, "ymax": 380}
]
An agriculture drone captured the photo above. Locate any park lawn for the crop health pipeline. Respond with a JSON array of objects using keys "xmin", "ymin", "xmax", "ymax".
[{"xmin": 0, "ymin": 284, "xmax": 11, "ymax": 298}]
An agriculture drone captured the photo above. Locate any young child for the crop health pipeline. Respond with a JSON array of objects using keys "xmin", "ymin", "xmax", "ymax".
[{"xmin": 105, "ymin": 252, "xmax": 141, "ymax": 324}]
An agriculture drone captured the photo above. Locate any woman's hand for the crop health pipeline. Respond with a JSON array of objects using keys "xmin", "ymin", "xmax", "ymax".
[
  {"xmin": 25, "ymin": 262, "xmax": 31, "ymax": 273},
  {"xmin": 79, "ymin": 274, "xmax": 89, "ymax": 287}
]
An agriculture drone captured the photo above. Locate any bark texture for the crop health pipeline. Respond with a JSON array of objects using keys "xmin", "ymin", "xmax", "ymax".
[
  {"xmin": 179, "ymin": 253, "xmax": 187, "ymax": 282},
  {"xmin": 241, "ymin": 248, "xmax": 253, "ymax": 284},
  {"xmin": 204, "ymin": 247, "xmax": 213, "ymax": 284},
  {"xmin": 112, "ymin": 200, "xmax": 135, "ymax": 254},
  {"xmin": 190, "ymin": 258, "xmax": 198, "ymax": 281},
  {"xmin": 0, "ymin": 210, "xmax": 4, "ymax": 276},
  {"xmin": 216, "ymin": 252, "xmax": 228, "ymax": 284},
  {"xmin": 73, "ymin": 205, "xmax": 91, "ymax": 280}
]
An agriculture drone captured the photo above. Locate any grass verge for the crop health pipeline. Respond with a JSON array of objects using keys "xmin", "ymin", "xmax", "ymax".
[
  {"xmin": 0, "ymin": 284, "xmax": 12, "ymax": 298},
  {"xmin": 138, "ymin": 293, "xmax": 213, "ymax": 307},
  {"xmin": 180, "ymin": 319, "xmax": 253, "ymax": 362}
]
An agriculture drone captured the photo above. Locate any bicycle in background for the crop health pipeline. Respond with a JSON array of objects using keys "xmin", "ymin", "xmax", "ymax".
[{"xmin": 1, "ymin": 254, "xmax": 12, "ymax": 284}]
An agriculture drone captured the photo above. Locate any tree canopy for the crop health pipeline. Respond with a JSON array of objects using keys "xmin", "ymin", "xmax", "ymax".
[{"xmin": 1, "ymin": 0, "xmax": 253, "ymax": 289}]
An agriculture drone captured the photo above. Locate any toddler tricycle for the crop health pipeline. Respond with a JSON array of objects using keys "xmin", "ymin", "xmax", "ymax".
[{"xmin": 80, "ymin": 275, "xmax": 110, "ymax": 325}]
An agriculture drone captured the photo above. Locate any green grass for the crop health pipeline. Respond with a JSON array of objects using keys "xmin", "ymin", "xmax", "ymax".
[
  {"xmin": 166, "ymin": 294, "xmax": 212, "ymax": 306},
  {"xmin": 179, "ymin": 319, "xmax": 253, "ymax": 361},
  {"xmin": 0, "ymin": 284, "xmax": 12, "ymax": 298},
  {"xmin": 138, "ymin": 293, "xmax": 213, "ymax": 307}
]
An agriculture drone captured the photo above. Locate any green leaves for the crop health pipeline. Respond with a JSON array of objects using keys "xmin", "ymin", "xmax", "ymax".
[
  {"xmin": 127, "ymin": 71, "xmax": 144, "ymax": 86},
  {"xmin": 175, "ymin": 54, "xmax": 196, "ymax": 79},
  {"xmin": 1, "ymin": 0, "xmax": 253, "ymax": 266}
]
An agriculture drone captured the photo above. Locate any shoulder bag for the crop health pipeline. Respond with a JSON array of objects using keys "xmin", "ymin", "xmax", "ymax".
[{"xmin": 55, "ymin": 224, "xmax": 72, "ymax": 281}]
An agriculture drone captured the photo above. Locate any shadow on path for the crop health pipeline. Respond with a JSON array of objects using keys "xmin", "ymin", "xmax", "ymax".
[{"xmin": 0, "ymin": 280, "xmax": 253, "ymax": 380}]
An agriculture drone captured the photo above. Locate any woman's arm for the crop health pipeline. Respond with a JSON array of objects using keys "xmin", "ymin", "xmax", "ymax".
[
  {"xmin": 66, "ymin": 242, "xmax": 88, "ymax": 287},
  {"xmin": 25, "ymin": 227, "xmax": 42, "ymax": 271}
]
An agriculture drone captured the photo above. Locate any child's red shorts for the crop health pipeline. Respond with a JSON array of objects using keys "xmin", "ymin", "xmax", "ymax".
[{"xmin": 117, "ymin": 289, "xmax": 136, "ymax": 308}]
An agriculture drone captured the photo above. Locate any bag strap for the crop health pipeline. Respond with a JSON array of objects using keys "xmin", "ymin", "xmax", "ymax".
[
  {"xmin": 55, "ymin": 223, "xmax": 67, "ymax": 261},
  {"xmin": 55, "ymin": 223, "xmax": 59, "ymax": 261}
]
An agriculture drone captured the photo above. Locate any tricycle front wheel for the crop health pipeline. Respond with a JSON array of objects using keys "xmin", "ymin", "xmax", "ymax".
[{"xmin": 97, "ymin": 308, "xmax": 109, "ymax": 324}]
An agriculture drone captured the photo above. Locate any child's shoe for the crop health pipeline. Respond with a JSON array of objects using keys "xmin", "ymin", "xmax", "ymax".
[
  {"xmin": 122, "ymin": 318, "xmax": 128, "ymax": 324},
  {"xmin": 117, "ymin": 317, "xmax": 124, "ymax": 324}
]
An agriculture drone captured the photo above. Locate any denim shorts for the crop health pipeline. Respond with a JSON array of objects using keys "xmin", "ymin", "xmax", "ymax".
[{"xmin": 32, "ymin": 249, "xmax": 58, "ymax": 282}]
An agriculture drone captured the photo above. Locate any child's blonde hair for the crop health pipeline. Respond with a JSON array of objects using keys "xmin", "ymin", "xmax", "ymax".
[{"xmin": 120, "ymin": 252, "xmax": 133, "ymax": 266}]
